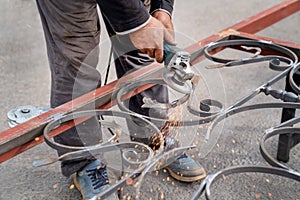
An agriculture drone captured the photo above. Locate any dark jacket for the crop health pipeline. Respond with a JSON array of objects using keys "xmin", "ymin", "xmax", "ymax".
[{"xmin": 97, "ymin": 0, "xmax": 174, "ymax": 33}]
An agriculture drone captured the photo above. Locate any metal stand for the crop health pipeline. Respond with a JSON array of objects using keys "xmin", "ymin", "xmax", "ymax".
[{"xmin": 277, "ymin": 73, "xmax": 300, "ymax": 162}]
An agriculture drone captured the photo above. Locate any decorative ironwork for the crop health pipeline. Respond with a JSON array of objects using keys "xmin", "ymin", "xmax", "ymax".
[{"xmin": 36, "ymin": 38, "xmax": 300, "ymax": 199}]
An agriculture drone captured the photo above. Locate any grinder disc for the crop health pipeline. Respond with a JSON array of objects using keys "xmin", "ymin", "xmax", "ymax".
[{"xmin": 163, "ymin": 72, "xmax": 191, "ymax": 94}]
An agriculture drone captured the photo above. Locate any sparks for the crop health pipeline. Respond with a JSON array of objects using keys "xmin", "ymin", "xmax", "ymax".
[
  {"xmin": 126, "ymin": 178, "xmax": 133, "ymax": 185},
  {"xmin": 255, "ymin": 193, "xmax": 261, "ymax": 199},
  {"xmin": 69, "ymin": 184, "xmax": 75, "ymax": 190},
  {"xmin": 160, "ymin": 192, "xmax": 164, "ymax": 199}
]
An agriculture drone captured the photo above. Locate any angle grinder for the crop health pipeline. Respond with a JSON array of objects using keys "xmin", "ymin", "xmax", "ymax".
[{"xmin": 163, "ymin": 42, "xmax": 195, "ymax": 94}]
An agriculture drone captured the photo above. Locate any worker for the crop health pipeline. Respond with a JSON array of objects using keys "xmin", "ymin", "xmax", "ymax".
[{"xmin": 36, "ymin": 0, "xmax": 206, "ymax": 199}]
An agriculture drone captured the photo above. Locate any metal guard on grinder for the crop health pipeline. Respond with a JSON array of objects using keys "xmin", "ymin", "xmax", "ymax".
[{"xmin": 163, "ymin": 42, "xmax": 194, "ymax": 94}]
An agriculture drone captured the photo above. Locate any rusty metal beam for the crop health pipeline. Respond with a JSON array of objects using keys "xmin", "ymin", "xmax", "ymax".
[
  {"xmin": 1, "ymin": 0, "xmax": 300, "ymax": 163},
  {"xmin": 188, "ymin": 0, "xmax": 300, "ymax": 64},
  {"xmin": 229, "ymin": 0, "xmax": 300, "ymax": 34},
  {"xmin": 0, "ymin": 64, "xmax": 165, "ymax": 161}
]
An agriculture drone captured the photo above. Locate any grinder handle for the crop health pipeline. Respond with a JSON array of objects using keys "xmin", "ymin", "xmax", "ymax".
[{"xmin": 163, "ymin": 42, "xmax": 181, "ymax": 67}]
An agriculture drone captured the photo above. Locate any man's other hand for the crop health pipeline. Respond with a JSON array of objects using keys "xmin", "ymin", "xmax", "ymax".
[
  {"xmin": 129, "ymin": 16, "xmax": 176, "ymax": 63},
  {"xmin": 152, "ymin": 10, "xmax": 175, "ymax": 39}
]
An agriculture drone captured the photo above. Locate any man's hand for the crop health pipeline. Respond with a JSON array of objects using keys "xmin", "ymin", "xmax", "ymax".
[
  {"xmin": 152, "ymin": 10, "xmax": 175, "ymax": 39},
  {"xmin": 129, "ymin": 16, "xmax": 176, "ymax": 63}
]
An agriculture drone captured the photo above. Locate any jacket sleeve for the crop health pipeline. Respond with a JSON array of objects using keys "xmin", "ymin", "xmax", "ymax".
[
  {"xmin": 150, "ymin": 0, "xmax": 175, "ymax": 16},
  {"xmin": 97, "ymin": 0, "xmax": 151, "ymax": 34}
]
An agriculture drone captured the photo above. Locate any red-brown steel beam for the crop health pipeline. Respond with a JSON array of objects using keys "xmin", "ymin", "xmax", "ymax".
[
  {"xmin": 188, "ymin": 0, "xmax": 300, "ymax": 64},
  {"xmin": 229, "ymin": 0, "xmax": 300, "ymax": 34},
  {"xmin": 0, "ymin": 63, "xmax": 165, "ymax": 161},
  {"xmin": 1, "ymin": 0, "xmax": 300, "ymax": 162}
]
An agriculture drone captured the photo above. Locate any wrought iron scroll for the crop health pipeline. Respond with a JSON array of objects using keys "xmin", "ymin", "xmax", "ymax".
[{"xmin": 36, "ymin": 39, "xmax": 300, "ymax": 199}]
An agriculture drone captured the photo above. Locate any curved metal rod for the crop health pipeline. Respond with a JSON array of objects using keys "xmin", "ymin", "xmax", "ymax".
[
  {"xmin": 289, "ymin": 62, "xmax": 300, "ymax": 94},
  {"xmin": 187, "ymin": 98, "xmax": 224, "ymax": 117},
  {"xmin": 43, "ymin": 110, "xmax": 162, "ymax": 151},
  {"xmin": 187, "ymin": 78, "xmax": 224, "ymax": 117},
  {"xmin": 187, "ymin": 75, "xmax": 224, "ymax": 117},
  {"xmin": 190, "ymin": 176, "xmax": 208, "ymax": 200},
  {"xmin": 41, "ymin": 110, "xmax": 165, "ymax": 166},
  {"xmin": 224, "ymin": 65, "xmax": 294, "ymax": 111},
  {"xmin": 116, "ymin": 78, "xmax": 218, "ymax": 126},
  {"xmin": 260, "ymin": 127, "xmax": 300, "ymax": 174},
  {"xmin": 33, "ymin": 142, "xmax": 155, "ymax": 167},
  {"xmin": 204, "ymin": 39, "xmax": 298, "ymax": 71},
  {"xmin": 117, "ymin": 79, "xmax": 190, "ymax": 110},
  {"xmin": 206, "ymin": 102, "xmax": 300, "ymax": 140},
  {"xmin": 203, "ymin": 165, "xmax": 300, "ymax": 200}
]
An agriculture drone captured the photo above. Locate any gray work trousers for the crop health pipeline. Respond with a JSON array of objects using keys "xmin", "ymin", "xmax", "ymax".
[{"xmin": 36, "ymin": 0, "xmax": 168, "ymax": 177}]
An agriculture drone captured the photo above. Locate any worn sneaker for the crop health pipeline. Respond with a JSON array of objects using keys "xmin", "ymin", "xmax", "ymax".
[
  {"xmin": 74, "ymin": 160, "xmax": 118, "ymax": 200},
  {"xmin": 165, "ymin": 154, "xmax": 206, "ymax": 182}
]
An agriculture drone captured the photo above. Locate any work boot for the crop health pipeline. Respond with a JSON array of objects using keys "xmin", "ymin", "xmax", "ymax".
[
  {"xmin": 164, "ymin": 138, "xmax": 206, "ymax": 182},
  {"xmin": 165, "ymin": 154, "xmax": 206, "ymax": 182},
  {"xmin": 74, "ymin": 160, "xmax": 118, "ymax": 200}
]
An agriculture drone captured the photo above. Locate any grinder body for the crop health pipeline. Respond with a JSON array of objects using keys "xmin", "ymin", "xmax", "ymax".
[{"xmin": 163, "ymin": 42, "xmax": 194, "ymax": 94}]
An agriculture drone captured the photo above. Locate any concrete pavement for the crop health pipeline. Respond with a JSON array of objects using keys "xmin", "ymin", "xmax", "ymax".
[{"xmin": 0, "ymin": 0, "xmax": 299, "ymax": 199}]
